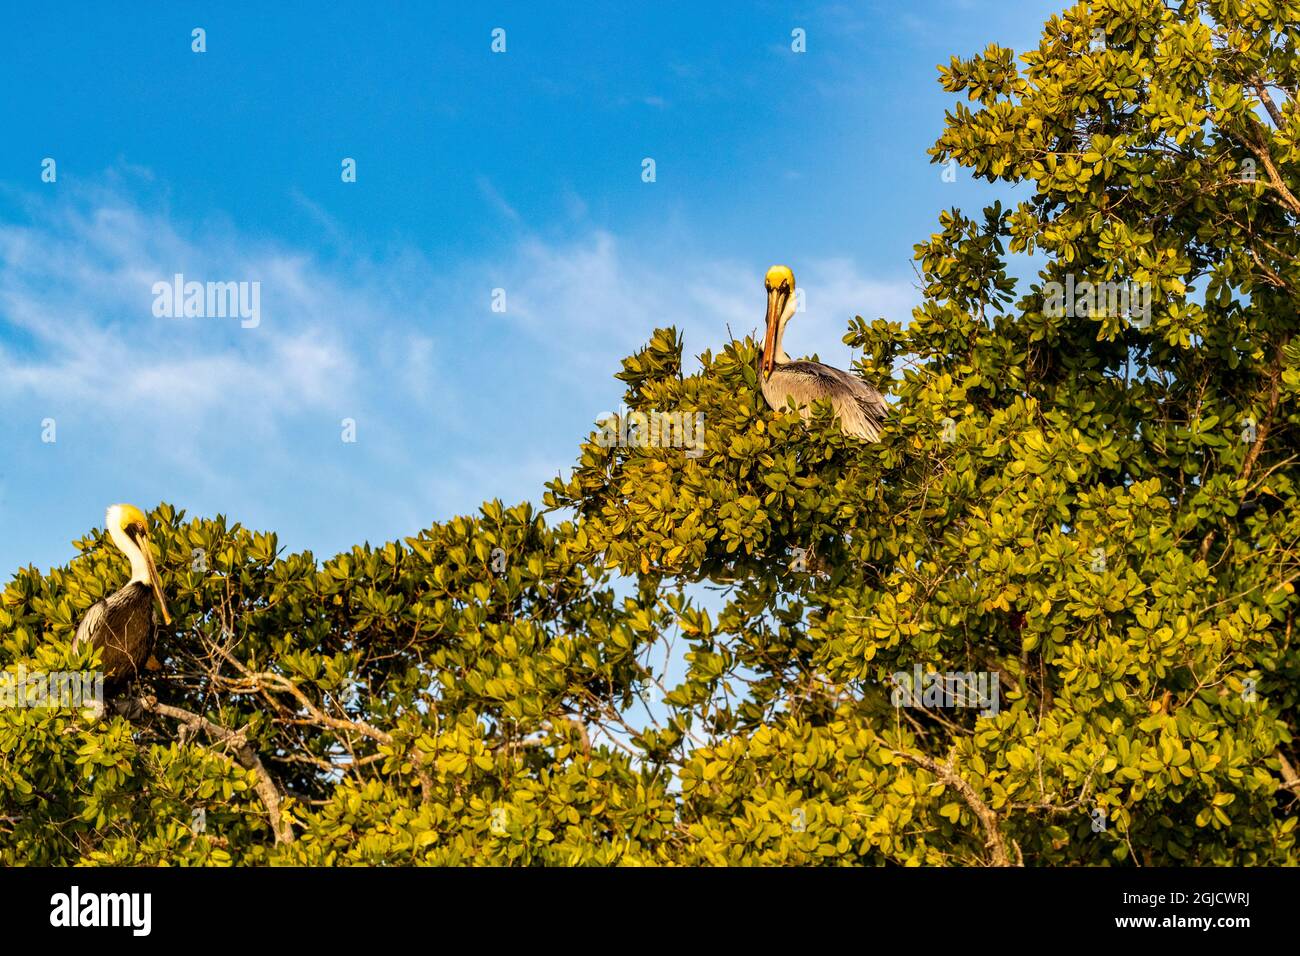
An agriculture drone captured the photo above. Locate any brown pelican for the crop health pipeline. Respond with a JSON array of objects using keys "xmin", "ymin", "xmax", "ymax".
[
  {"xmin": 73, "ymin": 504, "xmax": 171, "ymax": 694},
  {"xmin": 760, "ymin": 265, "xmax": 886, "ymax": 440}
]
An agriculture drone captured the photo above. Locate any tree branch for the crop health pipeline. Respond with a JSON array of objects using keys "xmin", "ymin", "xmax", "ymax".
[
  {"xmin": 203, "ymin": 641, "xmax": 438, "ymax": 804},
  {"xmin": 126, "ymin": 695, "xmax": 295, "ymax": 845},
  {"xmin": 886, "ymin": 747, "xmax": 1015, "ymax": 866},
  {"xmin": 1252, "ymin": 77, "xmax": 1286, "ymax": 129},
  {"xmin": 1279, "ymin": 751, "xmax": 1300, "ymax": 797},
  {"xmin": 1198, "ymin": 353, "xmax": 1285, "ymax": 562},
  {"xmin": 1241, "ymin": 120, "xmax": 1300, "ymax": 217}
]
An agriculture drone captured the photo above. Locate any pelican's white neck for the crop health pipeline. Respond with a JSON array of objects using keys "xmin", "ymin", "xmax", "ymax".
[{"xmin": 106, "ymin": 507, "xmax": 150, "ymax": 584}]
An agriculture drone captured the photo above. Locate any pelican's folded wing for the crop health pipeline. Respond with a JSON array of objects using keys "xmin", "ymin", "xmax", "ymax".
[
  {"xmin": 73, "ymin": 599, "xmax": 108, "ymax": 653},
  {"xmin": 779, "ymin": 360, "xmax": 887, "ymax": 441}
]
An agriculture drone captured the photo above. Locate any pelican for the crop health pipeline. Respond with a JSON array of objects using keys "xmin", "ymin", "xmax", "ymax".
[
  {"xmin": 73, "ymin": 504, "xmax": 171, "ymax": 694},
  {"xmin": 760, "ymin": 265, "xmax": 886, "ymax": 440}
]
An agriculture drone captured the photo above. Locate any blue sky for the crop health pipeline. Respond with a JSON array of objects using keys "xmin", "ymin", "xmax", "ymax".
[{"xmin": 0, "ymin": 0, "xmax": 1064, "ymax": 578}]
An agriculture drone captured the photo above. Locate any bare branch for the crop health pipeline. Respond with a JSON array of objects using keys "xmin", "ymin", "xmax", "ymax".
[
  {"xmin": 1279, "ymin": 751, "xmax": 1300, "ymax": 797},
  {"xmin": 1252, "ymin": 77, "xmax": 1286, "ymax": 129},
  {"xmin": 885, "ymin": 747, "xmax": 1015, "ymax": 867},
  {"xmin": 127, "ymin": 695, "xmax": 295, "ymax": 845}
]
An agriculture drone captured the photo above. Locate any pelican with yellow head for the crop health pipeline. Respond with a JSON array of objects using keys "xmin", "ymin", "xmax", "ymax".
[
  {"xmin": 759, "ymin": 265, "xmax": 886, "ymax": 440},
  {"xmin": 73, "ymin": 504, "xmax": 172, "ymax": 693}
]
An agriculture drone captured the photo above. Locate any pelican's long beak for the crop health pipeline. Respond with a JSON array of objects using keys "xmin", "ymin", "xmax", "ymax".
[
  {"xmin": 136, "ymin": 532, "xmax": 172, "ymax": 626},
  {"xmin": 761, "ymin": 287, "xmax": 786, "ymax": 377}
]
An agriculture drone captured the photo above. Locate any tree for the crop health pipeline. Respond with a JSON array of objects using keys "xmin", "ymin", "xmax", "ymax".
[{"xmin": 2, "ymin": 0, "xmax": 1298, "ymax": 865}]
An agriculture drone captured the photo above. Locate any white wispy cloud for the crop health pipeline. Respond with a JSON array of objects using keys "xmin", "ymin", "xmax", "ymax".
[
  {"xmin": 475, "ymin": 176, "xmax": 523, "ymax": 224},
  {"xmin": 0, "ymin": 186, "xmax": 363, "ymax": 428}
]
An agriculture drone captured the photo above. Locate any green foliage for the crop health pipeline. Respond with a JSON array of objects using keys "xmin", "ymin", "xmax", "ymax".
[{"xmin": 2, "ymin": 0, "xmax": 1297, "ymax": 864}]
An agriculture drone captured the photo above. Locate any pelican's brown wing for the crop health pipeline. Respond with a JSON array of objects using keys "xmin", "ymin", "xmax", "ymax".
[
  {"xmin": 73, "ymin": 581, "xmax": 156, "ymax": 691},
  {"xmin": 762, "ymin": 360, "xmax": 887, "ymax": 441}
]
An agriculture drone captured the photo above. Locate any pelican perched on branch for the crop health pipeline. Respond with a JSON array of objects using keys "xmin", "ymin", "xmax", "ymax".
[
  {"xmin": 760, "ymin": 265, "xmax": 886, "ymax": 440},
  {"xmin": 74, "ymin": 504, "xmax": 171, "ymax": 694}
]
